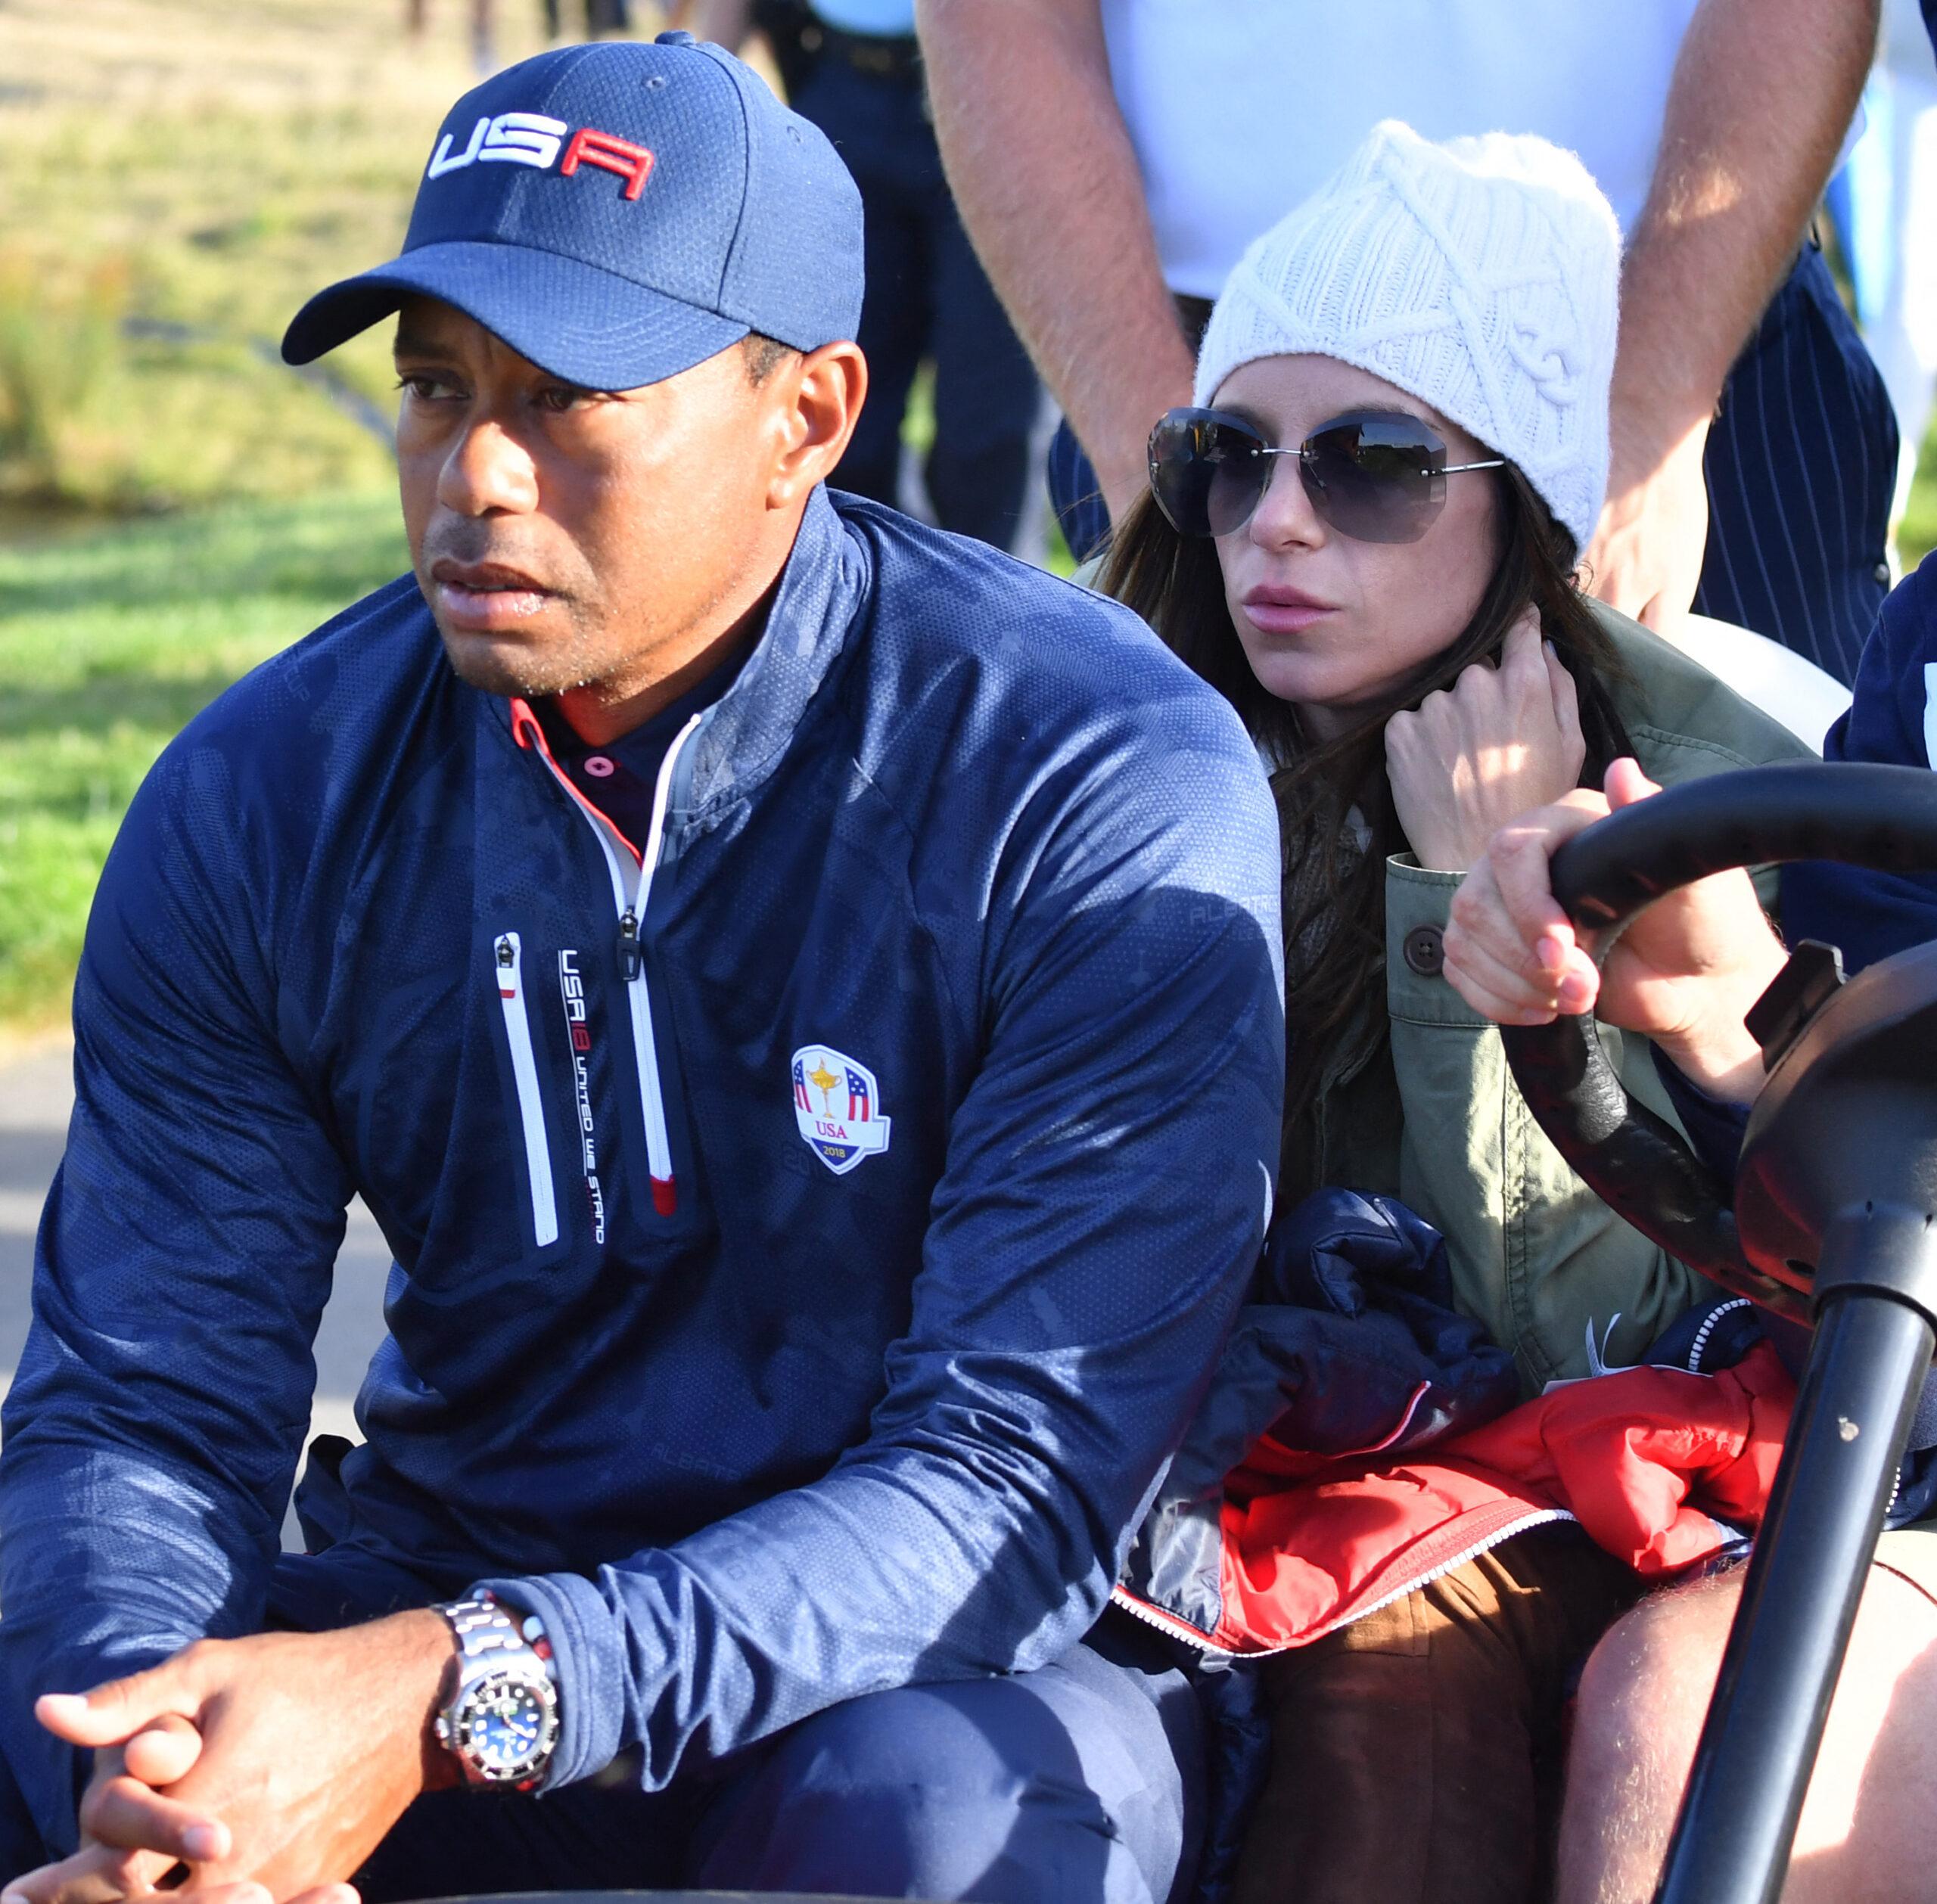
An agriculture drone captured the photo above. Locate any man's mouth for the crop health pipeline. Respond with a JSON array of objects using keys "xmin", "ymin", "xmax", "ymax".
[{"xmin": 428, "ymin": 559, "xmax": 556, "ymax": 630}]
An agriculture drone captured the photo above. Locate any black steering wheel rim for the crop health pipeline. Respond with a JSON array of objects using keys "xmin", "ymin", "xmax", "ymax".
[{"xmin": 1499, "ymin": 762, "xmax": 1937, "ymax": 1325}]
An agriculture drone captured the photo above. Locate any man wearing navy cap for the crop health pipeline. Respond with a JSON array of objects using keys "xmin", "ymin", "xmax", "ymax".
[{"xmin": 0, "ymin": 33, "xmax": 1281, "ymax": 1904}]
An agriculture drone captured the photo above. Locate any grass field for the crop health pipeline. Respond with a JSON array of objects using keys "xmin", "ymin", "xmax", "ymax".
[
  {"xmin": 0, "ymin": 0, "xmax": 587, "ymax": 514},
  {"xmin": 0, "ymin": 0, "xmax": 516, "ymax": 1029},
  {"xmin": 0, "ymin": 495, "xmax": 410, "ymax": 1029}
]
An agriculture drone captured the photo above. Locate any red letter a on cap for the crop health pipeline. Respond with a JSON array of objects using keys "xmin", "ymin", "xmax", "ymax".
[{"xmin": 561, "ymin": 128, "xmax": 655, "ymax": 200}]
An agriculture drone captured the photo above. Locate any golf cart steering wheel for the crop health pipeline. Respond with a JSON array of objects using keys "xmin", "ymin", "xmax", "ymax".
[{"xmin": 1499, "ymin": 761, "xmax": 1937, "ymax": 1326}]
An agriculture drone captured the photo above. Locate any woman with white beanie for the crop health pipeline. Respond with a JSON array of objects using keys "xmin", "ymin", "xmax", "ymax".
[{"xmin": 1102, "ymin": 124, "xmax": 1810, "ymax": 1902}]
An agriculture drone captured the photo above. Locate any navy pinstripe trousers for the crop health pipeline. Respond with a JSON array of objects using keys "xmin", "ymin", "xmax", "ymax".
[{"xmin": 1050, "ymin": 245, "xmax": 1897, "ymax": 685}]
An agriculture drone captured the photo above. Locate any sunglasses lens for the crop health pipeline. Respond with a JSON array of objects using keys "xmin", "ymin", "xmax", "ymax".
[
  {"xmin": 1149, "ymin": 411, "xmax": 1271, "ymax": 538},
  {"xmin": 1301, "ymin": 413, "xmax": 1448, "ymax": 544}
]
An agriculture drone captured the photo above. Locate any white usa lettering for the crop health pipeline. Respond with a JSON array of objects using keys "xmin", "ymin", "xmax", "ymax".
[{"xmin": 429, "ymin": 112, "xmax": 569, "ymax": 179}]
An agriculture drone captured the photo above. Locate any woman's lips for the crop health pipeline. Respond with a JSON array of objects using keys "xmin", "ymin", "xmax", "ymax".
[{"xmin": 1242, "ymin": 587, "xmax": 1338, "ymax": 635}]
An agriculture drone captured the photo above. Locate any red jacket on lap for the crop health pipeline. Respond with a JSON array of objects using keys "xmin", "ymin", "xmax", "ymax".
[{"xmin": 1116, "ymin": 1343, "xmax": 1795, "ymax": 1654}]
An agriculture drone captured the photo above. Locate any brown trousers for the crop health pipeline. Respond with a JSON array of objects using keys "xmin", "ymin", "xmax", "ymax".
[{"xmin": 1231, "ymin": 1524, "xmax": 1641, "ymax": 1904}]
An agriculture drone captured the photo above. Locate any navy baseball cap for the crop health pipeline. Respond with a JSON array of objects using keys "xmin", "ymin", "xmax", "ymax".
[{"xmin": 281, "ymin": 33, "xmax": 863, "ymax": 388}]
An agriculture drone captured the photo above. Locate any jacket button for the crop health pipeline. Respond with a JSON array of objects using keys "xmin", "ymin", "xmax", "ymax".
[
  {"xmin": 1875, "ymin": 561, "xmax": 1893, "ymax": 586},
  {"xmin": 1403, "ymin": 924, "xmax": 1445, "ymax": 977}
]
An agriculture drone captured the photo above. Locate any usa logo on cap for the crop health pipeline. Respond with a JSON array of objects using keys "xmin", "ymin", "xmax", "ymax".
[
  {"xmin": 791, "ymin": 1045, "xmax": 892, "ymax": 1176},
  {"xmin": 426, "ymin": 111, "xmax": 655, "ymax": 200},
  {"xmin": 280, "ymin": 33, "xmax": 863, "ymax": 396}
]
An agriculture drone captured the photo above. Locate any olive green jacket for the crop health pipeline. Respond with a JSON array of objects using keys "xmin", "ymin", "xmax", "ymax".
[{"xmin": 1313, "ymin": 604, "xmax": 1813, "ymax": 1392}]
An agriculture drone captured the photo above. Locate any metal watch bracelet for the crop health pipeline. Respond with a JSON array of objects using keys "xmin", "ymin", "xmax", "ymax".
[{"xmin": 433, "ymin": 1592, "xmax": 561, "ymax": 1791}]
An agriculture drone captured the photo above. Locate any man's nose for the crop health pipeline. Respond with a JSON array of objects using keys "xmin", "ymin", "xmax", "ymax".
[
  {"xmin": 438, "ymin": 418, "xmax": 540, "ymax": 517},
  {"xmin": 1246, "ymin": 454, "xmax": 1325, "ymax": 551}
]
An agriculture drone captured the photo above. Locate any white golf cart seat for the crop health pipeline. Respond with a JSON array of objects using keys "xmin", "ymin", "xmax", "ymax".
[{"xmin": 1662, "ymin": 614, "xmax": 1853, "ymax": 756}]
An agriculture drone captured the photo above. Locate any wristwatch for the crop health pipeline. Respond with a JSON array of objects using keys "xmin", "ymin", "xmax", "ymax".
[{"xmin": 432, "ymin": 1592, "xmax": 561, "ymax": 1791}]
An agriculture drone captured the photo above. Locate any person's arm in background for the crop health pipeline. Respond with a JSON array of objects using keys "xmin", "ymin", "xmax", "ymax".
[
  {"xmin": 1584, "ymin": 0, "xmax": 1879, "ymax": 631},
  {"xmin": 917, "ymin": 0, "xmax": 1193, "ymax": 522}
]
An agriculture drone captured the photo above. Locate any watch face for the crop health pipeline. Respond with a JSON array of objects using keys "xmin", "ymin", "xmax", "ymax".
[{"xmin": 453, "ymin": 1666, "xmax": 560, "ymax": 1782}]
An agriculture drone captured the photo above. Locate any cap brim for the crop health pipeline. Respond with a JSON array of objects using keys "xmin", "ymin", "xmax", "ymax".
[{"xmin": 280, "ymin": 241, "xmax": 749, "ymax": 390}]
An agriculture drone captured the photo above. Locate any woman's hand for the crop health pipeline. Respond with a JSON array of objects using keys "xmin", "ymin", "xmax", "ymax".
[
  {"xmin": 1442, "ymin": 757, "xmax": 1789, "ymax": 1104},
  {"xmin": 1385, "ymin": 611, "xmax": 1586, "ymax": 871}
]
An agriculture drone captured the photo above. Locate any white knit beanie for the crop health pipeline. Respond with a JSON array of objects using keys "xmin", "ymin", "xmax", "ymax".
[{"xmin": 1192, "ymin": 121, "xmax": 1621, "ymax": 553}]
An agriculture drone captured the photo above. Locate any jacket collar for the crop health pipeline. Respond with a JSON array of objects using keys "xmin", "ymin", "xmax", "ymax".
[
  {"xmin": 681, "ymin": 483, "xmax": 869, "ymax": 819},
  {"xmin": 483, "ymin": 484, "xmax": 871, "ymax": 819}
]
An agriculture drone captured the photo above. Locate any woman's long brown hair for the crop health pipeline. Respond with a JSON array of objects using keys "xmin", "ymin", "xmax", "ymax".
[{"xmin": 1099, "ymin": 463, "xmax": 1633, "ymax": 1197}]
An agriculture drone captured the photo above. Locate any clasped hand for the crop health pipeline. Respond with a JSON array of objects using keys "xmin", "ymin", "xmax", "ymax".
[
  {"xmin": 4, "ymin": 1614, "xmax": 457, "ymax": 1904},
  {"xmin": 1441, "ymin": 756, "xmax": 1788, "ymax": 1103},
  {"xmin": 1384, "ymin": 610, "xmax": 1586, "ymax": 873}
]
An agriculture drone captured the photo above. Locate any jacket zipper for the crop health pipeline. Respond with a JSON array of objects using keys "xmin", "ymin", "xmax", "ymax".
[
  {"xmin": 494, "ymin": 931, "xmax": 561, "ymax": 1248},
  {"xmin": 1108, "ymin": 1506, "xmax": 1580, "ymax": 1654},
  {"xmin": 512, "ymin": 705, "xmax": 703, "ymax": 1218},
  {"xmin": 1685, "ymin": 1297, "xmax": 1752, "ymax": 1372}
]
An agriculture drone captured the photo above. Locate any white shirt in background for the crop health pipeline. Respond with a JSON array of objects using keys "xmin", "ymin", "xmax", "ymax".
[
  {"xmin": 809, "ymin": 0, "xmax": 918, "ymax": 33},
  {"xmin": 1100, "ymin": 0, "xmax": 1702, "ymax": 300}
]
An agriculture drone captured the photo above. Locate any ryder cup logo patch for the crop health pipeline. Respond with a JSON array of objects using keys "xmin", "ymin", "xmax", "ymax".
[{"xmin": 791, "ymin": 1045, "xmax": 892, "ymax": 1176}]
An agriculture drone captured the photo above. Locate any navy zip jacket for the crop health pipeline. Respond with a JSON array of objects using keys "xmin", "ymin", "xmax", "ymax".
[
  {"xmin": 1783, "ymin": 549, "xmax": 1937, "ymax": 968},
  {"xmin": 0, "ymin": 489, "xmax": 1283, "ymax": 1847}
]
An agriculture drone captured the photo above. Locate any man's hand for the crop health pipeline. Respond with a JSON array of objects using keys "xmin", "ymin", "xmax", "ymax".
[
  {"xmin": 1443, "ymin": 756, "xmax": 1788, "ymax": 1103},
  {"xmin": 1583, "ymin": 417, "xmax": 1712, "ymax": 634},
  {"xmin": 1385, "ymin": 613, "xmax": 1586, "ymax": 873},
  {"xmin": 5, "ymin": 1614, "xmax": 458, "ymax": 1904}
]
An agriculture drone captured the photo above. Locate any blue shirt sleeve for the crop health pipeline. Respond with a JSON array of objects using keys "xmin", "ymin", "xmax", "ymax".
[
  {"xmin": 482, "ymin": 710, "xmax": 1286, "ymax": 1791},
  {"xmin": 1783, "ymin": 554, "xmax": 1937, "ymax": 971},
  {"xmin": 1651, "ymin": 1043, "xmax": 1752, "ymax": 1185}
]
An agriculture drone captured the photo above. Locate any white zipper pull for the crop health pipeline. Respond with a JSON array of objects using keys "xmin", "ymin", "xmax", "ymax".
[
  {"xmin": 515, "ymin": 707, "xmax": 705, "ymax": 1222},
  {"xmin": 493, "ymin": 930, "xmax": 561, "ymax": 1250}
]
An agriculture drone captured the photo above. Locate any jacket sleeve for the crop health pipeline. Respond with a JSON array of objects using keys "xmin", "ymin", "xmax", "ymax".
[
  {"xmin": 1382, "ymin": 710, "xmax": 1807, "ymax": 1390},
  {"xmin": 481, "ymin": 713, "xmax": 1286, "ymax": 1792},
  {"xmin": 1782, "ymin": 554, "xmax": 1937, "ymax": 971},
  {"xmin": 1384, "ymin": 858, "xmax": 1702, "ymax": 1390},
  {"xmin": 0, "ymin": 736, "xmax": 351, "ymax": 1852}
]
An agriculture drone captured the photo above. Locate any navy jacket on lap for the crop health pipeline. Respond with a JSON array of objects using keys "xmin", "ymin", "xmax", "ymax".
[{"xmin": 0, "ymin": 488, "xmax": 1283, "ymax": 1847}]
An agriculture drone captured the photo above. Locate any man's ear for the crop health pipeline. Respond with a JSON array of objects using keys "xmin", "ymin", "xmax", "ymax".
[{"xmin": 766, "ymin": 341, "xmax": 867, "ymax": 508}]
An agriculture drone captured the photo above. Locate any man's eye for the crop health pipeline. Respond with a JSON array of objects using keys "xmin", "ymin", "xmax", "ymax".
[
  {"xmin": 395, "ymin": 374, "xmax": 460, "ymax": 402},
  {"xmin": 536, "ymin": 385, "xmax": 594, "ymax": 414}
]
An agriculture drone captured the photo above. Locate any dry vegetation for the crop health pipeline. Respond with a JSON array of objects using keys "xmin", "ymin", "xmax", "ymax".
[{"xmin": 0, "ymin": 0, "xmax": 582, "ymax": 511}]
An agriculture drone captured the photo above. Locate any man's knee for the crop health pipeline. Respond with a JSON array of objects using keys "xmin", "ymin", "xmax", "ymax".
[
  {"xmin": 1572, "ymin": 1572, "xmax": 1737, "ymax": 1763},
  {"xmin": 1560, "ymin": 1562, "xmax": 1937, "ymax": 1904},
  {"xmin": 1556, "ymin": 1573, "xmax": 1740, "ymax": 1904},
  {"xmin": 693, "ymin": 1649, "xmax": 1196, "ymax": 1904}
]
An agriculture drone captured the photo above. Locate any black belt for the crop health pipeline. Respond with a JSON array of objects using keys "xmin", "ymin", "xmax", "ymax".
[{"xmin": 810, "ymin": 20, "xmax": 922, "ymax": 84}]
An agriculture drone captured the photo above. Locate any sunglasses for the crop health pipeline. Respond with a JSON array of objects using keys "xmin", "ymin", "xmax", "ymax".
[{"xmin": 1147, "ymin": 406, "xmax": 1505, "ymax": 544}]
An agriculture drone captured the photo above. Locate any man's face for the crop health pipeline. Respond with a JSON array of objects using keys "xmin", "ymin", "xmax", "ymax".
[{"xmin": 393, "ymin": 297, "xmax": 787, "ymax": 704}]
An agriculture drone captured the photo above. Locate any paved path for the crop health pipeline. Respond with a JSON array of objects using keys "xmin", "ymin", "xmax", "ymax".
[{"xmin": 0, "ymin": 1038, "xmax": 390, "ymax": 1548}]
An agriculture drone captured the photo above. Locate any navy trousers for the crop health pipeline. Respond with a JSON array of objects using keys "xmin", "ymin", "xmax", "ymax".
[
  {"xmin": 0, "ymin": 1616, "xmax": 1202, "ymax": 1904},
  {"xmin": 789, "ymin": 54, "xmax": 1040, "ymax": 552},
  {"xmin": 1052, "ymin": 244, "xmax": 1896, "ymax": 685}
]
